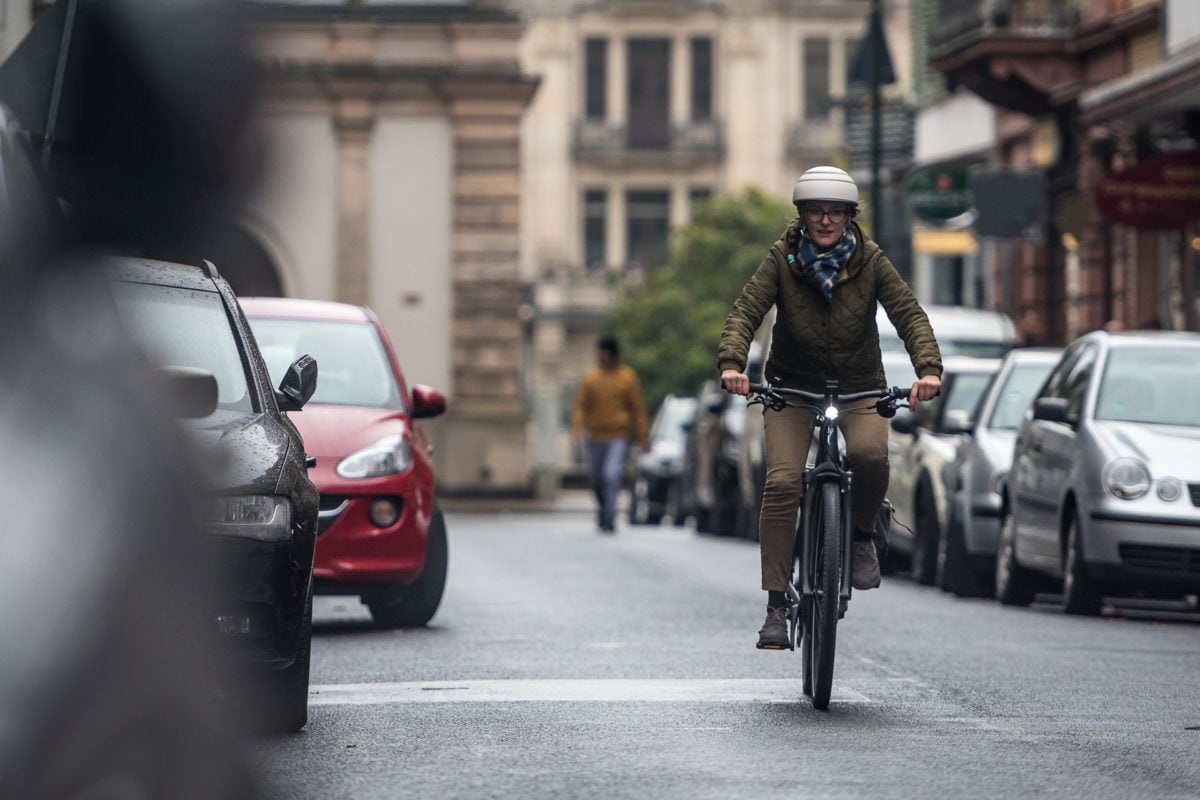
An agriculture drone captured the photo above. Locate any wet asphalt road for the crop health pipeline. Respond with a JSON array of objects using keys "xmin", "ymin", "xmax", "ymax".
[{"xmin": 250, "ymin": 500, "xmax": 1200, "ymax": 799}]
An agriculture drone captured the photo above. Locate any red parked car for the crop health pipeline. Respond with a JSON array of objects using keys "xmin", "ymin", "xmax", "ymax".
[{"xmin": 241, "ymin": 297, "xmax": 448, "ymax": 628}]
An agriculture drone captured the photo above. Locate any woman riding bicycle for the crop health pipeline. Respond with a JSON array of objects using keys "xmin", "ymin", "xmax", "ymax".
[{"xmin": 718, "ymin": 166, "xmax": 943, "ymax": 649}]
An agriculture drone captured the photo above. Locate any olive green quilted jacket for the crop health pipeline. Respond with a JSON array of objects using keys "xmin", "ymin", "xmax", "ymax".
[{"xmin": 717, "ymin": 220, "xmax": 942, "ymax": 393}]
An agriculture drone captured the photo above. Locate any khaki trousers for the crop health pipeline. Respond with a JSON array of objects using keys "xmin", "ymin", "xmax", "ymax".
[{"xmin": 758, "ymin": 397, "xmax": 890, "ymax": 591}]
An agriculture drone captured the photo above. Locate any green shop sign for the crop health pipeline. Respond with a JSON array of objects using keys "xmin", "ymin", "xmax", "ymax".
[{"xmin": 906, "ymin": 163, "xmax": 971, "ymax": 223}]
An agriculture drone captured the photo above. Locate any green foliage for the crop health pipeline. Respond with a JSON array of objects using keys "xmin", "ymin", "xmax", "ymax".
[{"xmin": 607, "ymin": 186, "xmax": 794, "ymax": 414}]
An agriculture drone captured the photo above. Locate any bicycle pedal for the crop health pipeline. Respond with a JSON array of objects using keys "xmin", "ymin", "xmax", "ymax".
[{"xmin": 756, "ymin": 642, "xmax": 788, "ymax": 651}]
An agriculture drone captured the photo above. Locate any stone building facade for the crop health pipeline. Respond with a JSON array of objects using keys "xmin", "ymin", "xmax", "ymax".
[{"xmin": 242, "ymin": 2, "xmax": 540, "ymax": 495}]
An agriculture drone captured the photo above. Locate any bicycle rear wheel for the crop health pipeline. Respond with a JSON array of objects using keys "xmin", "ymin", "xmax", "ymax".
[{"xmin": 809, "ymin": 480, "xmax": 842, "ymax": 709}]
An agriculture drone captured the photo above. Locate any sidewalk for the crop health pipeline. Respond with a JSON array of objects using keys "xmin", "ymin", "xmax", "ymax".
[{"xmin": 439, "ymin": 488, "xmax": 596, "ymax": 515}]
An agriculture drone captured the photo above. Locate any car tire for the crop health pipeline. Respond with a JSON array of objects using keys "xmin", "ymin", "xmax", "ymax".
[
  {"xmin": 994, "ymin": 511, "xmax": 1037, "ymax": 607},
  {"xmin": 910, "ymin": 482, "xmax": 940, "ymax": 586},
  {"xmin": 937, "ymin": 502, "xmax": 993, "ymax": 598},
  {"xmin": 665, "ymin": 482, "xmax": 686, "ymax": 527},
  {"xmin": 368, "ymin": 506, "xmax": 449, "ymax": 628},
  {"xmin": 258, "ymin": 582, "xmax": 312, "ymax": 734},
  {"xmin": 629, "ymin": 477, "xmax": 653, "ymax": 525},
  {"xmin": 1062, "ymin": 514, "xmax": 1104, "ymax": 616}
]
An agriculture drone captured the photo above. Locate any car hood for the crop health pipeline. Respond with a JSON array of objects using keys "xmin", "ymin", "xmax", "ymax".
[
  {"xmin": 286, "ymin": 404, "xmax": 410, "ymax": 458},
  {"xmin": 185, "ymin": 413, "xmax": 290, "ymax": 495},
  {"xmin": 1092, "ymin": 421, "xmax": 1200, "ymax": 478}
]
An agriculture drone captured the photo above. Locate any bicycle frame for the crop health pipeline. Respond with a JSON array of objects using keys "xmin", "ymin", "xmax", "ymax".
[{"xmin": 795, "ymin": 380, "xmax": 856, "ymax": 611}]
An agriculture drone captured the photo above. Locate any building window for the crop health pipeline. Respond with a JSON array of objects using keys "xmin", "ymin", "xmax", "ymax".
[
  {"xmin": 626, "ymin": 190, "xmax": 671, "ymax": 268},
  {"xmin": 689, "ymin": 187, "xmax": 713, "ymax": 214},
  {"xmin": 691, "ymin": 37, "xmax": 713, "ymax": 121},
  {"xmin": 804, "ymin": 36, "xmax": 831, "ymax": 121},
  {"xmin": 584, "ymin": 189, "xmax": 607, "ymax": 270},
  {"xmin": 627, "ymin": 38, "xmax": 671, "ymax": 149},
  {"xmin": 585, "ymin": 38, "xmax": 607, "ymax": 120}
]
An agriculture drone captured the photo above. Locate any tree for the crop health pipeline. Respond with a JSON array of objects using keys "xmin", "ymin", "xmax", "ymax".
[{"xmin": 607, "ymin": 187, "xmax": 793, "ymax": 414}]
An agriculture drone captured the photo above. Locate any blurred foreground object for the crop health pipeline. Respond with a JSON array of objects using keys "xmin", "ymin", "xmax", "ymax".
[{"xmin": 0, "ymin": 0, "xmax": 267, "ymax": 796}]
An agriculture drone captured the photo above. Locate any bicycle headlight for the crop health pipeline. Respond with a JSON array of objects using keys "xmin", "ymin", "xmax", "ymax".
[
  {"xmin": 206, "ymin": 496, "xmax": 293, "ymax": 542},
  {"xmin": 825, "ymin": 405, "xmax": 839, "ymax": 420},
  {"xmin": 1102, "ymin": 458, "xmax": 1150, "ymax": 500},
  {"xmin": 337, "ymin": 434, "xmax": 413, "ymax": 478}
]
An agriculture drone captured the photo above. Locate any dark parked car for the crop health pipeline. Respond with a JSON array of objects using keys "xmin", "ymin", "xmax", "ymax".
[
  {"xmin": 105, "ymin": 257, "xmax": 320, "ymax": 733},
  {"xmin": 629, "ymin": 394, "xmax": 698, "ymax": 526},
  {"xmin": 998, "ymin": 330, "xmax": 1200, "ymax": 614},
  {"xmin": 242, "ymin": 297, "xmax": 449, "ymax": 629}
]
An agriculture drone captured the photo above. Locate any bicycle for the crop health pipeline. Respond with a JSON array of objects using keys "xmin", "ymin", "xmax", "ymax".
[{"xmin": 747, "ymin": 380, "xmax": 909, "ymax": 710}]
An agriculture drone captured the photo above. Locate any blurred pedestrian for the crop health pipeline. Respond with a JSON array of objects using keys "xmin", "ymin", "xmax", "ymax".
[
  {"xmin": 571, "ymin": 335, "xmax": 649, "ymax": 533},
  {"xmin": 717, "ymin": 166, "xmax": 942, "ymax": 649}
]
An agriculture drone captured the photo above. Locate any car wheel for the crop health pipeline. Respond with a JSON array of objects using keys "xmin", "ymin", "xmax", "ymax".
[
  {"xmin": 665, "ymin": 482, "xmax": 686, "ymax": 527},
  {"xmin": 910, "ymin": 482, "xmax": 940, "ymax": 586},
  {"xmin": 629, "ymin": 477, "xmax": 652, "ymax": 525},
  {"xmin": 256, "ymin": 582, "xmax": 312, "ymax": 733},
  {"xmin": 1062, "ymin": 513, "xmax": 1103, "ymax": 616},
  {"xmin": 368, "ymin": 506, "xmax": 449, "ymax": 628},
  {"xmin": 994, "ymin": 511, "xmax": 1037, "ymax": 607},
  {"xmin": 937, "ymin": 501, "xmax": 993, "ymax": 598}
]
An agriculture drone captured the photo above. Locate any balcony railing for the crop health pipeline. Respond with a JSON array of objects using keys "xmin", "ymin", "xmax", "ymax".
[
  {"xmin": 931, "ymin": 0, "xmax": 1082, "ymax": 52},
  {"xmin": 573, "ymin": 118, "xmax": 724, "ymax": 167}
]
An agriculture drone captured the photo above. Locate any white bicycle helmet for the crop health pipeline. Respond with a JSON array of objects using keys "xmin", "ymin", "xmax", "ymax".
[{"xmin": 792, "ymin": 166, "xmax": 859, "ymax": 208}]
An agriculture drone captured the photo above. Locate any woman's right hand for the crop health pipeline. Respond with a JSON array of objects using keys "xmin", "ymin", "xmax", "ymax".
[{"xmin": 721, "ymin": 369, "xmax": 750, "ymax": 397}]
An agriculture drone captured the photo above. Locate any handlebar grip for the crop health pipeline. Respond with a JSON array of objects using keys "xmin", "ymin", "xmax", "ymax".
[{"xmin": 749, "ymin": 383, "xmax": 768, "ymax": 394}]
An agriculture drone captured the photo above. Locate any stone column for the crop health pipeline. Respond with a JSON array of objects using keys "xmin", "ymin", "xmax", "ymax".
[
  {"xmin": 333, "ymin": 97, "xmax": 376, "ymax": 307},
  {"xmin": 438, "ymin": 77, "xmax": 539, "ymax": 493}
]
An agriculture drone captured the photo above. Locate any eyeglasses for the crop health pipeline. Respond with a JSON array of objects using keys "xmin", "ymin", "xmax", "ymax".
[{"xmin": 803, "ymin": 205, "xmax": 848, "ymax": 223}]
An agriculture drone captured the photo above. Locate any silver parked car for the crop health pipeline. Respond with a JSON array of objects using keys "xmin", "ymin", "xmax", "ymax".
[
  {"xmin": 997, "ymin": 331, "xmax": 1200, "ymax": 614},
  {"xmin": 887, "ymin": 355, "xmax": 1002, "ymax": 584},
  {"xmin": 939, "ymin": 348, "xmax": 1061, "ymax": 597},
  {"xmin": 629, "ymin": 394, "xmax": 698, "ymax": 526}
]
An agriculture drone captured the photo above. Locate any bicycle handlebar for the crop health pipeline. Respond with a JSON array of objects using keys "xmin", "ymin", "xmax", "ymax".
[{"xmin": 747, "ymin": 383, "xmax": 911, "ymax": 418}]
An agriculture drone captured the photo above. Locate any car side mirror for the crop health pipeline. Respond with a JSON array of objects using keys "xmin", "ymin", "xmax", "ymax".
[
  {"xmin": 889, "ymin": 409, "xmax": 918, "ymax": 435},
  {"xmin": 941, "ymin": 409, "xmax": 973, "ymax": 435},
  {"xmin": 276, "ymin": 354, "xmax": 318, "ymax": 412},
  {"xmin": 1032, "ymin": 397, "xmax": 1071, "ymax": 424},
  {"xmin": 160, "ymin": 365, "xmax": 218, "ymax": 418},
  {"xmin": 411, "ymin": 384, "xmax": 446, "ymax": 419}
]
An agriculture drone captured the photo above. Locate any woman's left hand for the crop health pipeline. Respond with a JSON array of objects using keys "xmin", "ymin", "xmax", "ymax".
[{"xmin": 909, "ymin": 375, "xmax": 941, "ymax": 408}]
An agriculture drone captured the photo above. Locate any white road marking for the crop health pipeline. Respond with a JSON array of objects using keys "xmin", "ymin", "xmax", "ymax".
[{"xmin": 308, "ymin": 679, "xmax": 871, "ymax": 706}]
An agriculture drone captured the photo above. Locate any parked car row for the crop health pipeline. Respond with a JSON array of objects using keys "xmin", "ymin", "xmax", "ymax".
[
  {"xmin": 662, "ymin": 302, "xmax": 1200, "ymax": 613},
  {"xmin": 103, "ymin": 256, "xmax": 448, "ymax": 733}
]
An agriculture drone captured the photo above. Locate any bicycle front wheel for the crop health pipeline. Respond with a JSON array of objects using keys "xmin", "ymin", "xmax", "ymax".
[{"xmin": 809, "ymin": 480, "xmax": 842, "ymax": 710}]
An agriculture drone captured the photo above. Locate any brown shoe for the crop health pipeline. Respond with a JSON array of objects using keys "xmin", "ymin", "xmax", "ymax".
[
  {"xmin": 851, "ymin": 541, "xmax": 882, "ymax": 590},
  {"xmin": 756, "ymin": 607, "xmax": 790, "ymax": 649}
]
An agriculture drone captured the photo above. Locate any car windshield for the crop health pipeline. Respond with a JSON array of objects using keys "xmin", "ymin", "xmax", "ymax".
[
  {"xmin": 653, "ymin": 401, "xmax": 696, "ymax": 446},
  {"xmin": 109, "ymin": 281, "xmax": 254, "ymax": 418},
  {"xmin": 945, "ymin": 372, "xmax": 994, "ymax": 421},
  {"xmin": 987, "ymin": 362, "xmax": 1055, "ymax": 430},
  {"xmin": 250, "ymin": 318, "xmax": 404, "ymax": 410},
  {"xmin": 1095, "ymin": 345, "xmax": 1200, "ymax": 427}
]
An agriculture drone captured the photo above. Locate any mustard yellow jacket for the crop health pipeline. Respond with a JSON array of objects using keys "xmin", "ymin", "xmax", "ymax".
[{"xmin": 572, "ymin": 364, "xmax": 649, "ymax": 448}]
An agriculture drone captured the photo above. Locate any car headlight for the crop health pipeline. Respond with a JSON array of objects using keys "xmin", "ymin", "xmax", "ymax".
[
  {"xmin": 1102, "ymin": 458, "xmax": 1151, "ymax": 500},
  {"xmin": 1156, "ymin": 476, "xmax": 1184, "ymax": 503},
  {"xmin": 337, "ymin": 434, "xmax": 412, "ymax": 478},
  {"xmin": 206, "ymin": 496, "xmax": 293, "ymax": 541}
]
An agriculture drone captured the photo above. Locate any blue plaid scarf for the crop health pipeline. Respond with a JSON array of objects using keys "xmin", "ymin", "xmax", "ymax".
[{"xmin": 788, "ymin": 228, "xmax": 857, "ymax": 303}]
